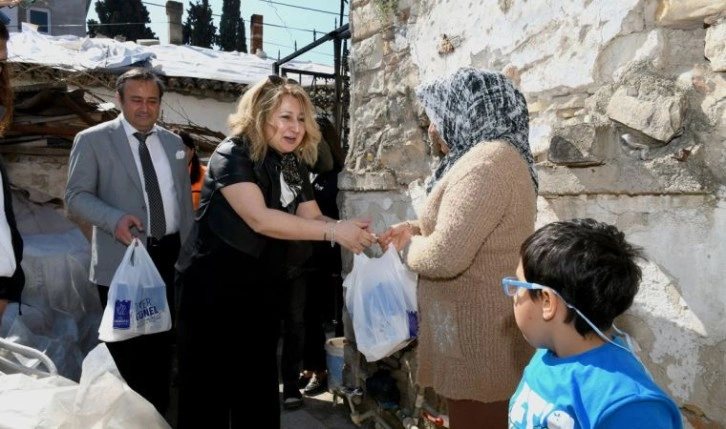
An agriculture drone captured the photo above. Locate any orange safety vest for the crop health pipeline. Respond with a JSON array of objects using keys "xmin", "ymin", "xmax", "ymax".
[{"xmin": 191, "ymin": 164, "xmax": 206, "ymax": 210}]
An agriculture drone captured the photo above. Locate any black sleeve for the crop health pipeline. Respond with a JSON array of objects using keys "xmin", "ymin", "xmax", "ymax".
[{"xmin": 207, "ymin": 139, "xmax": 258, "ymax": 189}]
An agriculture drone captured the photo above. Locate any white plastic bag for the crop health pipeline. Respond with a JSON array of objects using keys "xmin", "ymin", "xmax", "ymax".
[
  {"xmin": 343, "ymin": 246, "xmax": 418, "ymax": 362},
  {"xmin": 98, "ymin": 239, "xmax": 171, "ymax": 342}
]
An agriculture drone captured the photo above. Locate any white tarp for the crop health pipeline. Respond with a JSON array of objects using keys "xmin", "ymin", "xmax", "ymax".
[
  {"xmin": 0, "ymin": 190, "xmax": 102, "ymax": 382},
  {"xmin": 0, "ymin": 344, "xmax": 171, "ymax": 429},
  {"xmin": 8, "ymin": 24, "xmax": 333, "ymax": 85}
]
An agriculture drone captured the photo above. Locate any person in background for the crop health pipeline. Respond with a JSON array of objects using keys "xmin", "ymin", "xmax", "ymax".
[
  {"xmin": 174, "ymin": 75, "xmax": 375, "ymax": 429},
  {"xmin": 296, "ymin": 115, "xmax": 346, "ymax": 397},
  {"xmin": 0, "ymin": 19, "xmax": 24, "ymax": 328},
  {"xmin": 506, "ymin": 218, "xmax": 683, "ymax": 429},
  {"xmin": 65, "ymin": 68, "xmax": 194, "ymax": 417},
  {"xmin": 175, "ymin": 129, "xmax": 206, "ymax": 210},
  {"xmin": 281, "ymin": 115, "xmax": 346, "ymax": 409},
  {"xmin": 378, "ymin": 67, "xmax": 538, "ymax": 428},
  {"xmin": 0, "ymin": 0, "xmax": 21, "ymax": 26}
]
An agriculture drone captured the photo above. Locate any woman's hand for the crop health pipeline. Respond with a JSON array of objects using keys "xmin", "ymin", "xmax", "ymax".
[
  {"xmin": 333, "ymin": 218, "xmax": 376, "ymax": 254},
  {"xmin": 378, "ymin": 222, "xmax": 415, "ymax": 252}
]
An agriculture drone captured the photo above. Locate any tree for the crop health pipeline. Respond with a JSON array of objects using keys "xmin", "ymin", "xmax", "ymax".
[
  {"xmin": 183, "ymin": 0, "xmax": 217, "ymax": 49},
  {"xmin": 93, "ymin": 0, "xmax": 156, "ymax": 41},
  {"xmin": 86, "ymin": 18, "xmax": 99, "ymax": 37},
  {"xmin": 218, "ymin": 0, "xmax": 240, "ymax": 52},
  {"xmin": 235, "ymin": 18, "xmax": 248, "ymax": 53}
]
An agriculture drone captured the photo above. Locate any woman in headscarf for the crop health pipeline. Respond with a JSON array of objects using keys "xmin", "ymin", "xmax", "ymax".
[{"xmin": 378, "ymin": 67, "xmax": 538, "ymax": 428}]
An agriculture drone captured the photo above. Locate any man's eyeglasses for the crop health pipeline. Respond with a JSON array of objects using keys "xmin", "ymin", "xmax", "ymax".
[
  {"xmin": 501, "ymin": 277, "xmax": 635, "ymax": 354},
  {"xmin": 268, "ymin": 74, "xmax": 298, "ymax": 86}
]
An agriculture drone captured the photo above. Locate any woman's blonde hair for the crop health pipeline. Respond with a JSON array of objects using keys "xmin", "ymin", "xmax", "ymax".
[{"xmin": 228, "ymin": 76, "xmax": 320, "ymax": 165}]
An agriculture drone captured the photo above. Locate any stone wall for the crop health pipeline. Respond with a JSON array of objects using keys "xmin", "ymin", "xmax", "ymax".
[{"xmin": 343, "ymin": 0, "xmax": 726, "ymax": 427}]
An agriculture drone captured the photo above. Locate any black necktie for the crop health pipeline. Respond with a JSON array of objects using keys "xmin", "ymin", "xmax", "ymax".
[{"xmin": 133, "ymin": 132, "xmax": 166, "ymax": 240}]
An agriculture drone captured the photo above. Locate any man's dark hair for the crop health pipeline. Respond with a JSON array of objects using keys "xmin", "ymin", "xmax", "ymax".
[
  {"xmin": 115, "ymin": 68, "xmax": 165, "ymax": 100},
  {"xmin": 520, "ymin": 218, "xmax": 644, "ymax": 336}
]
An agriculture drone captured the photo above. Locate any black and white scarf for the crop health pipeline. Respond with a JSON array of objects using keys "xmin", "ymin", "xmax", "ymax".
[
  {"xmin": 280, "ymin": 153, "xmax": 303, "ymax": 208},
  {"xmin": 416, "ymin": 67, "xmax": 538, "ymax": 195}
]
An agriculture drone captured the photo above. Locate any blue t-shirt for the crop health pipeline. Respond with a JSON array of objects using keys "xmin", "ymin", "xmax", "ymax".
[{"xmin": 508, "ymin": 343, "xmax": 683, "ymax": 429}]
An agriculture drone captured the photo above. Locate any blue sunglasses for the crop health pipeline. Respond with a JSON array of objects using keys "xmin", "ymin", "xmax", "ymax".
[{"xmin": 501, "ymin": 277, "xmax": 635, "ymax": 355}]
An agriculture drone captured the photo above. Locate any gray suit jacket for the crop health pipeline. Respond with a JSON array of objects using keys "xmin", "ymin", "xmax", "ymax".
[{"xmin": 65, "ymin": 116, "xmax": 194, "ymax": 286}]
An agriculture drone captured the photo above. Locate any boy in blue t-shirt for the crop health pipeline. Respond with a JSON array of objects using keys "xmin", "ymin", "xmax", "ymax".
[{"xmin": 505, "ymin": 218, "xmax": 683, "ymax": 429}]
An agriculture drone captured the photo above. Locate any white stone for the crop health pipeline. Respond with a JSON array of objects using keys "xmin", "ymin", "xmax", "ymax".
[
  {"xmin": 350, "ymin": 2, "xmax": 384, "ymax": 41},
  {"xmin": 352, "ymin": 34, "xmax": 384, "ymax": 70},
  {"xmin": 705, "ymin": 19, "xmax": 726, "ymax": 71},
  {"xmin": 656, "ymin": 0, "xmax": 726, "ymax": 28},
  {"xmin": 409, "ymin": 0, "xmax": 643, "ymax": 93},
  {"xmin": 606, "ymin": 86, "xmax": 686, "ymax": 143}
]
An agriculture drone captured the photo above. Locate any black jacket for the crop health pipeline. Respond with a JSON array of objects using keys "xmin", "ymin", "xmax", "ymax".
[{"xmin": 176, "ymin": 136, "xmax": 314, "ymax": 274}]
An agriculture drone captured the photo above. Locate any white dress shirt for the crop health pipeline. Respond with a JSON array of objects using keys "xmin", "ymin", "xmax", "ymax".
[
  {"xmin": 121, "ymin": 117, "xmax": 180, "ymax": 236},
  {"xmin": 0, "ymin": 171, "xmax": 16, "ymax": 277}
]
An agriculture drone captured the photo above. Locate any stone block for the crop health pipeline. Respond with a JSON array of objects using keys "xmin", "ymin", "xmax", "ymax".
[
  {"xmin": 351, "ymin": 3, "xmax": 384, "ymax": 41},
  {"xmin": 606, "ymin": 85, "xmax": 687, "ymax": 143},
  {"xmin": 338, "ymin": 170, "xmax": 399, "ymax": 191},
  {"xmin": 656, "ymin": 0, "xmax": 726, "ymax": 29},
  {"xmin": 705, "ymin": 19, "xmax": 726, "ymax": 71},
  {"xmin": 352, "ymin": 34, "xmax": 384, "ymax": 70},
  {"xmin": 547, "ymin": 123, "xmax": 613, "ymax": 167}
]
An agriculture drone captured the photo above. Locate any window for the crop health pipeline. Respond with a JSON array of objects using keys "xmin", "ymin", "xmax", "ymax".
[{"xmin": 27, "ymin": 8, "xmax": 50, "ymax": 34}]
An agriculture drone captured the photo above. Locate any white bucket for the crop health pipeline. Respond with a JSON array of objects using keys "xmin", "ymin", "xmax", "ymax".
[{"xmin": 325, "ymin": 337, "xmax": 346, "ymax": 392}]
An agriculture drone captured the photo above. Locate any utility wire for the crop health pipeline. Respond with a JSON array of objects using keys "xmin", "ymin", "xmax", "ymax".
[
  {"xmin": 255, "ymin": 0, "xmax": 348, "ymax": 17},
  {"xmin": 140, "ymin": 0, "xmax": 318, "ymax": 34},
  {"xmin": 124, "ymin": 1, "xmax": 335, "ymax": 60}
]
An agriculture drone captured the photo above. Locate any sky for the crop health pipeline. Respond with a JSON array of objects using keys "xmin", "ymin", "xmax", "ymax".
[{"xmin": 87, "ymin": 0, "xmax": 349, "ymax": 67}]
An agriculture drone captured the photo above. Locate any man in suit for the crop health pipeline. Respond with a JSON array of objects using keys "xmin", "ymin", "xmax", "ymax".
[{"xmin": 65, "ymin": 68, "xmax": 193, "ymax": 415}]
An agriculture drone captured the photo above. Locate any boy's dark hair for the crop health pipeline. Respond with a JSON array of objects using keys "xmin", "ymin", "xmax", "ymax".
[
  {"xmin": 520, "ymin": 218, "xmax": 644, "ymax": 337},
  {"xmin": 116, "ymin": 68, "xmax": 165, "ymax": 100}
]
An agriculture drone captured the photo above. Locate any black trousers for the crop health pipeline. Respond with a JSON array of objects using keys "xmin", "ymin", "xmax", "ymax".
[
  {"xmin": 301, "ymin": 268, "xmax": 329, "ymax": 373},
  {"xmin": 176, "ymin": 244, "xmax": 282, "ymax": 429},
  {"xmin": 280, "ymin": 273, "xmax": 307, "ymax": 392},
  {"xmin": 97, "ymin": 232, "xmax": 180, "ymax": 416}
]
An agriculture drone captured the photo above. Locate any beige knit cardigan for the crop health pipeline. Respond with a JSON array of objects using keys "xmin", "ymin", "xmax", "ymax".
[{"xmin": 405, "ymin": 140, "xmax": 536, "ymax": 403}]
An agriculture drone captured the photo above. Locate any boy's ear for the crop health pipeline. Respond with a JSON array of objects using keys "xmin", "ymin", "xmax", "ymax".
[{"xmin": 540, "ymin": 289, "xmax": 558, "ymax": 322}]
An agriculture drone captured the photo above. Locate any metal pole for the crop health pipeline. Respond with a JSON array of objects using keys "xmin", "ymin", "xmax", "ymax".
[
  {"xmin": 340, "ymin": 0, "xmax": 345, "ymax": 31},
  {"xmin": 335, "ymin": 0, "xmax": 346, "ymax": 142},
  {"xmin": 271, "ymin": 24, "xmax": 348, "ymax": 73},
  {"xmin": 333, "ymin": 36, "xmax": 342, "ymax": 140}
]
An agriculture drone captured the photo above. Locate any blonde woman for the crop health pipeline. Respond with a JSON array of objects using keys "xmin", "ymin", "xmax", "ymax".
[{"xmin": 175, "ymin": 75, "xmax": 375, "ymax": 429}]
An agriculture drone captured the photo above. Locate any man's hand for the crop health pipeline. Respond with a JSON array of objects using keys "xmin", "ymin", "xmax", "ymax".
[{"xmin": 114, "ymin": 214, "xmax": 144, "ymax": 245}]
